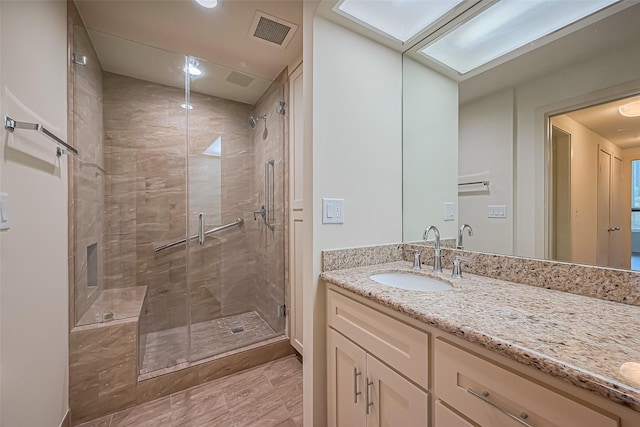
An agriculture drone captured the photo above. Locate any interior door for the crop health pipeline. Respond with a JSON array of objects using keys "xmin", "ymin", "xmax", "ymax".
[
  {"xmin": 611, "ymin": 156, "xmax": 623, "ymax": 268},
  {"xmin": 551, "ymin": 127, "xmax": 572, "ymax": 262},
  {"xmin": 597, "ymin": 149, "xmax": 612, "ymax": 266}
]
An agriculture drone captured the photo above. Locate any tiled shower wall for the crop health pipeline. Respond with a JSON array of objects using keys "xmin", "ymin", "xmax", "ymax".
[
  {"xmin": 102, "ymin": 72, "xmax": 268, "ymax": 334},
  {"xmin": 102, "ymin": 72, "xmax": 189, "ymax": 333},
  {"xmin": 187, "ymin": 89, "xmax": 257, "ymax": 325},
  {"xmin": 72, "ymin": 22, "xmax": 105, "ymax": 323},
  {"xmin": 252, "ymin": 81, "xmax": 286, "ymax": 332}
]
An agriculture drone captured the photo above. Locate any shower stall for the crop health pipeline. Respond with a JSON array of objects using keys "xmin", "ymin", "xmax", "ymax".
[{"xmin": 71, "ymin": 27, "xmax": 288, "ymax": 377}]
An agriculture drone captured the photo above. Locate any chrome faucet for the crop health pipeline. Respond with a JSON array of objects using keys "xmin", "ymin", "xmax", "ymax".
[
  {"xmin": 423, "ymin": 225, "xmax": 442, "ymax": 272},
  {"xmin": 457, "ymin": 224, "xmax": 473, "ymax": 249}
]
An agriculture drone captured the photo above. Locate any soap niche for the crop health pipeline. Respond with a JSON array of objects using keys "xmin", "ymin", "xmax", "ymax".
[{"xmin": 87, "ymin": 242, "xmax": 98, "ymax": 288}]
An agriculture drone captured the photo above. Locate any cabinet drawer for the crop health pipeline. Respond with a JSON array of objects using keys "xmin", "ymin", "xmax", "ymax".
[
  {"xmin": 327, "ymin": 289, "xmax": 429, "ymax": 389},
  {"xmin": 435, "ymin": 400, "xmax": 475, "ymax": 427},
  {"xmin": 435, "ymin": 339, "xmax": 618, "ymax": 427}
]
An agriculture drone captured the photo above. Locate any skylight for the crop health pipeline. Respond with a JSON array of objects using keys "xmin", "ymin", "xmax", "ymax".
[
  {"xmin": 419, "ymin": 0, "xmax": 620, "ymax": 74},
  {"xmin": 334, "ymin": 0, "xmax": 465, "ymax": 43}
]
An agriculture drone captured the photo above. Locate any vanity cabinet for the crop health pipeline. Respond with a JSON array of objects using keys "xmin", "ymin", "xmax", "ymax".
[
  {"xmin": 326, "ymin": 285, "xmax": 637, "ymax": 427},
  {"xmin": 327, "ymin": 290, "xmax": 429, "ymax": 426}
]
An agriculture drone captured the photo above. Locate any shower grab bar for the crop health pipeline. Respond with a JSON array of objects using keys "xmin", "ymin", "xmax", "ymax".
[
  {"xmin": 4, "ymin": 115, "xmax": 79, "ymax": 156},
  {"xmin": 154, "ymin": 217, "xmax": 244, "ymax": 253},
  {"xmin": 197, "ymin": 212, "xmax": 205, "ymax": 245},
  {"xmin": 265, "ymin": 158, "xmax": 275, "ymax": 231}
]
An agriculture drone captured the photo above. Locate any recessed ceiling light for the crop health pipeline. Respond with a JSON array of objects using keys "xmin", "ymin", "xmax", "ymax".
[
  {"xmin": 184, "ymin": 63, "xmax": 202, "ymax": 76},
  {"xmin": 181, "ymin": 103, "xmax": 194, "ymax": 110},
  {"xmin": 619, "ymin": 100, "xmax": 640, "ymax": 118},
  {"xmin": 334, "ymin": 0, "xmax": 465, "ymax": 43},
  {"xmin": 194, "ymin": 0, "xmax": 218, "ymax": 9},
  {"xmin": 419, "ymin": 0, "xmax": 619, "ymax": 74}
]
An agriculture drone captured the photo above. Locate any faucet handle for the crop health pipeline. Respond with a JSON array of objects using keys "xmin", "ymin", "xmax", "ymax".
[
  {"xmin": 407, "ymin": 249, "xmax": 422, "ymax": 270},
  {"xmin": 452, "ymin": 256, "xmax": 472, "ymax": 278}
]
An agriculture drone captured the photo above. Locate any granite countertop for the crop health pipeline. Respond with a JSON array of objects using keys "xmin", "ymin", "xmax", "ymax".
[{"xmin": 320, "ymin": 261, "xmax": 640, "ymax": 411}]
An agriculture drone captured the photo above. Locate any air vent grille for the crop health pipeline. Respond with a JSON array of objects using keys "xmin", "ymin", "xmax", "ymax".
[
  {"xmin": 226, "ymin": 71, "xmax": 255, "ymax": 87},
  {"xmin": 254, "ymin": 16, "xmax": 291, "ymax": 45},
  {"xmin": 248, "ymin": 11, "xmax": 298, "ymax": 48}
]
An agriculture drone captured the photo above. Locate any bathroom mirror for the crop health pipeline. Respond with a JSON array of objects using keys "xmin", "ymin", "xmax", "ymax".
[{"xmin": 402, "ymin": 1, "xmax": 640, "ymax": 271}]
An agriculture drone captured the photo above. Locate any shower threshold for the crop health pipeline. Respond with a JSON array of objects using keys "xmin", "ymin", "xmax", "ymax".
[{"xmin": 140, "ymin": 311, "xmax": 280, "ymax": 377}]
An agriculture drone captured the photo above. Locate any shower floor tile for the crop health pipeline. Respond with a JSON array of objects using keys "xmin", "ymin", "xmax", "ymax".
[{"xmin": 141, "ymin": 311, "xmax": 278, "ymax": 375}]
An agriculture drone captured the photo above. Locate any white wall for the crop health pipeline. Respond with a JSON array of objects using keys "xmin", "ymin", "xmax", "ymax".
[
  {"xmin": 303, "ymin": 14, "xmax": 403, "ymax": 426},
  {"xmin": 458, "ymin": 88, "xmax": 514, "ymax": 254},
  {"xmin": 0, "ymin": 2, "xmax": 69, "ymax": 426},
  {"xmin": 402, "ymin": 57, "xmax": 458, "ymax": 242}
]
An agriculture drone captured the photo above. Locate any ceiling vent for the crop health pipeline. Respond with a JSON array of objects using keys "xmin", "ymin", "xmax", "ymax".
[
  {"xmin": 226, "ymin": 71, "xmax": 255, "ymax": 87},
  {"xmin": 249, "ymin": 11, "xmax": 298, "ymax": 48}
]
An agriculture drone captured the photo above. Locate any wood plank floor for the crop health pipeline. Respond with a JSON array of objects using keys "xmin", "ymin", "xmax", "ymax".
[{"xmin": 75, "ymin": 355, "xmax": 302, "ymax": 427}]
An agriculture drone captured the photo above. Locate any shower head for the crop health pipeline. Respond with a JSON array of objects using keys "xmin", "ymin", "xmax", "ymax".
[{"xmin": 248, "ymin": 114, "xmax": 267, "ymax": 129}]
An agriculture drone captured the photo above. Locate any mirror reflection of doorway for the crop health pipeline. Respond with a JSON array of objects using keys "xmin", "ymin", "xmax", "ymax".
[
  {"xmin": 549, "ymin": 93, "xmax": 640, "ymax": 270},
  {"xmin": 551, "ymin": 127, "xmax": 571, "ymax": 262},
  {"xmin": 631, "ymin": 160, "xmax": 640, "ymax": 270}
]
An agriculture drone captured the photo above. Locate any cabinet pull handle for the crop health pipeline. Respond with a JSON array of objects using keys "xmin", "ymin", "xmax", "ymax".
[
  {"xmin": 467, "ymin": 388, "xmax": 533, "ymax": 427},
  {"xmin": 353, "ymin": 368, "xmax": 362, "ymax": 403},
  {"xmin": 366, "ymin": 377, "xmax": 374, "ymax": 415}
]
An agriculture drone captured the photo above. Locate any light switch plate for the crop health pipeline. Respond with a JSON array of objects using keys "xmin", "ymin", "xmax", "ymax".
[
  {"xmin": 323, "ymin": 198, "xmax": 344, "ymax": 224},
  {"xmin": 488, "ymin": 204, "xmax": 507, "ymax": 218},
  {"xmin": 0, "ymin": 193, "xmax": 9, "ymax": 230}
]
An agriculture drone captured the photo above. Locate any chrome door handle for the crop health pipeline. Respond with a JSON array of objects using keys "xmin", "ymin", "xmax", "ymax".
[
  {"xmin": 353, "ymin": 368, "xmax": 362, "ymax": 403},
  {"xmin": 467, "ymin": 388, "xmax": 533, "ymax": 427},
  {"xmin": 365, "ymin": 377, "xmax": 374, "ymax": 415},
  {"xmin": 198, "ymin": 212, "xmax": 205, "ymax": 245}
]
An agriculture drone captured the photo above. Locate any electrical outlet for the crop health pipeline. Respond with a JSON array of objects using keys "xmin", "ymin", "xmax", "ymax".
[
  {"xmin": 443, "ymin": 202, "xmax": 455, "ymax": 221},
  {"xmin": 0, "ymin": 193, "xmax": 9, "ymax": 230}
]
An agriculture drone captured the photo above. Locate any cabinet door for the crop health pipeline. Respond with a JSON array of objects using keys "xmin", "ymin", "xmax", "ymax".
[
  {"xmin": 366, "ymin": 354, "xmax": 429, "ymax": 427},
  {"xmin": 328, "ymin": 329, "xmax": 367, "ymax": 427}
]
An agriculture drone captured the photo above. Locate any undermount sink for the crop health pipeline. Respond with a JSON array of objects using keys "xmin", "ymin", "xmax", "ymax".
[{"xmin": 369, "ymin": 272, "xmax": 453, "ymax": 292}]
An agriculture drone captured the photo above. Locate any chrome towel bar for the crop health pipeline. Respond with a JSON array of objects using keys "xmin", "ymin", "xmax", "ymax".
[
  {"xmin": 4, "ymin": 115, "xmax": 79, "ymax": 156},
  {"xmin": 458, "ymin": 180, "xmax": 489, "ymax": 186},
  {"xmin": 154, "ymin": 217, "xmax": 244, "ymax": 253}
]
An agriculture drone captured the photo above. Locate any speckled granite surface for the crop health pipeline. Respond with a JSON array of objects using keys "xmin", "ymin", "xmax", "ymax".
[
  {"xmin": 322, "ymin": 244, "xmax": 403, "ymax": 271},
  {"xmin": 320, "ymin": 261, "xmax": 640, "ymax": 411},
  {"xmin": 404, "ymin": 244, "xmax": 640, "ymax": 307}
]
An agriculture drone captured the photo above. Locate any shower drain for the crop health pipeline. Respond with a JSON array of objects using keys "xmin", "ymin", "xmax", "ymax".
[{"xmin": 231, "ymin": 326, "xmax": 245, "ymax": 334}]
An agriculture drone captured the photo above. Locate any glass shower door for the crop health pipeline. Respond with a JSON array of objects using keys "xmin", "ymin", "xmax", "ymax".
[{"xmin": 186, "ymin": 56, "xmax": 286, "ymax": 362}]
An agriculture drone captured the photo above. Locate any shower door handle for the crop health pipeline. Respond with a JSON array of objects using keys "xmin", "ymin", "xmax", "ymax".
[{"xmin": 198, "ymin": 212, "xmax": 205, "ymax": 245}]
